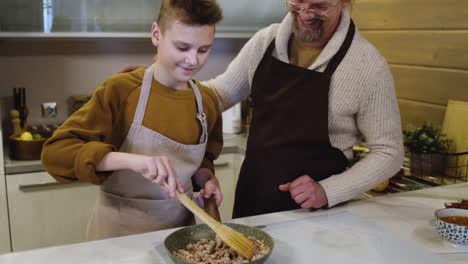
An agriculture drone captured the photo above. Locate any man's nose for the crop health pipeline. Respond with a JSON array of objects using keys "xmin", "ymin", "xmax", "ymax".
[{"xmin": 299, "ymin": 9, "xmax": 318, "ymax": 20}]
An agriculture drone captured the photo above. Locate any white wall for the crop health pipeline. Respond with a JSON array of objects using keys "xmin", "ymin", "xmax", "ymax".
[{"xmin": 0, "ymin": 38, "xmax": 247, "ymax": 136}]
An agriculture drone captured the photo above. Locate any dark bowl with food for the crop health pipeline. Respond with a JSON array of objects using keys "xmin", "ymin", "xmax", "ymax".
[{"xmin": 164, "ymin": 223, "xmax": 274, "ymax": 264}]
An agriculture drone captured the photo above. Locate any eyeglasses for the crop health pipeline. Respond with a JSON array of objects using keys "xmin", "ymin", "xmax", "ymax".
[{"xmin": 285, "ymin": 0, "xmax": 339, "ymax": 17}]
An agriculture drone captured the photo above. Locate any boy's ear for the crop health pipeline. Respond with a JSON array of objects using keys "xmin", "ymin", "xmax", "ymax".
[{"xmin": 151, "ymin": 22, "xmax": 161, "ymax": 47}]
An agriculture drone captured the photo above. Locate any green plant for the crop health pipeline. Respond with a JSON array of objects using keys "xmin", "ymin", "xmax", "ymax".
[{"xmin": 403, "ymin": 123, "xmax": 449, "ymax": 154}]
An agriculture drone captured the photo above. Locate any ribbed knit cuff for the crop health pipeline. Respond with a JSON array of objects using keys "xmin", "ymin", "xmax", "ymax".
[
  {"xmin": 319, "ymin": 176, "xmax": 353, "ymax": 208},
  {"xmin": 74, "ymin": 141, "xmax": 115, "ymax": 185}
]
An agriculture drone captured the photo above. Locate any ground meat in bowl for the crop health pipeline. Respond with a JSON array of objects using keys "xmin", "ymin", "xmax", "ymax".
[{"xmin": 173, "ymin": 236, "xmax": 271, "ymax": 263}]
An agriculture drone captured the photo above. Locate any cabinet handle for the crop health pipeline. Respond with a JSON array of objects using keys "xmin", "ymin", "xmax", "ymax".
[
  {"xmin": 19, "ymin": 181, "xmax": 85, "ymax": 192},
  {"xmin": 214, "ymin": 162, "xmax": 229, "ymax": 168}
]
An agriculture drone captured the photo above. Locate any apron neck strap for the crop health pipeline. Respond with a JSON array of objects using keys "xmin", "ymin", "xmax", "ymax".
[
  {"xmin": 134, "ymin": 64, "xmax": 208, "ymax": 144},
  {"xmin": 133, "ymin": 64, "xmax": 155, "ymax": 125},
  {"xmin": 189, "ymin": 80, "xmax": 208, "ymax": 144},
  {"xmin": 324, "ymin": 19, "xmax": 356, "ymax": 76}
]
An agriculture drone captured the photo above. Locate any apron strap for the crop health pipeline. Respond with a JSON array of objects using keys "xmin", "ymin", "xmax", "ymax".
[
  {"xmin": 189, "ymin": 80, "xmax": 208, "ymax": 144},
  {"xmin": 134, "ymin": 65, "xmax": 208, "ymax": 144},
  {"xmin": 133, "ymin": 64, "xmax": 155, "ymax": 125},
  {"xmin": 324, "ymin": 20, "xmax": 356, "ymax": 76}
]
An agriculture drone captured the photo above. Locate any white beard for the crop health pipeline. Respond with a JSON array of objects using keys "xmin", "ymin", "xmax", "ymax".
[{"xmin": 292, "ymin": 17, "xmax": 324, "ymax": 43}]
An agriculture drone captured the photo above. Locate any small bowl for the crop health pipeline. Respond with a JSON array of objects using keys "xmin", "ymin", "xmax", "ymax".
[
  {"xmin": 164, "ymin": 223, "xmax": 274, "ymax": 264},
  {"xmin": 434, "ymin": 208, "xmax": 468, "ymax": 246}
]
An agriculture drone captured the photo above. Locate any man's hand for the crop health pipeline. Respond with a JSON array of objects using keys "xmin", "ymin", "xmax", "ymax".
[
  {"xmin": 117, "ymin": 65, "xmax": 146, "ymax": 74},
  {"xmin": 278, "ymin": 175, "xmax": 328, "ymax": 209},
  {"xmin": 116, "ymin": 55, "xmax": 156, "ymax": 74}
]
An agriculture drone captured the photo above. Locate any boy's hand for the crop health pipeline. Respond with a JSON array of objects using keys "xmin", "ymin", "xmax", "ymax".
[
  {"xmin": 203, "ymin": 176, "xmax": 223, "ymax": 207},
  {"xmin": 129, "ymin": 155, "xmax": 184, "ymax": 198},
  {"xmin": 193, "ymin": 168, "xmax": 223, "ymax": 207}
]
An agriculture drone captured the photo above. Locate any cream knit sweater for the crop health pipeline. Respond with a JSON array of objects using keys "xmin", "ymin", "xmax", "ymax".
[{"xmin": 204, "ymin": 10, "xmax": 404, "ymax": 207}]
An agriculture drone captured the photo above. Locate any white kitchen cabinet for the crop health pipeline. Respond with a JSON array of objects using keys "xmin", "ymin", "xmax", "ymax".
[
  {"xmin": 0, "ymin": 128, "xmax": 12, "ymax": 254},
  {"xmin": 6, "ymin": 171, "xmax": 99, "ymax": 251},
  {"xmin": 213, "ymin": 153, "xmax": 237, "ymax": 221}
]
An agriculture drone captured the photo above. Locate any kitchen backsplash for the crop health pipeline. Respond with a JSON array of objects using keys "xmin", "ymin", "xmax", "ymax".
[{"xmin": 0, "ymin": 38, "xmax": 247, "ymax": 139}]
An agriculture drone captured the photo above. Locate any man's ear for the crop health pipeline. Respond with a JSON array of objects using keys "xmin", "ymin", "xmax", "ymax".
[{"xmin": 151, "ymin": 22, "xmax": 161, "ymax": 47}]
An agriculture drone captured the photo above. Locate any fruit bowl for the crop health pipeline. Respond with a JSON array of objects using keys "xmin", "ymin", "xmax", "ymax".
[{"xmin": 9, "ymin": 135, "xmax": 47, "ymax": 160}]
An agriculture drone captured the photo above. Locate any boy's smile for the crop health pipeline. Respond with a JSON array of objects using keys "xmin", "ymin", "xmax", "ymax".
[{"xmin": 151, "ymin": 20, "xmax": 215, "ymax": 90}]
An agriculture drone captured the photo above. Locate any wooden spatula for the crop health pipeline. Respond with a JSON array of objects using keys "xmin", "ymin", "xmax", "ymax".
[{"xmin": 163, "ymin": 181, "xmax": 256, "ymax": 260}]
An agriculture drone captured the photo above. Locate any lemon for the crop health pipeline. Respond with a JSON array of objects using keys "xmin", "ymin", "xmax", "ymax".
[
  {"xmin": 19, "ymin": 131, "xmax": 33, "ymax": 141},
  {"xmin": 372, "ymin": 179, "xmax": 389, "ymax": 192}
]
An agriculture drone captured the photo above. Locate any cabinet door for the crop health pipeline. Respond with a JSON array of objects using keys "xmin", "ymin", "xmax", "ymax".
[
  {"xmin": 0, "ymin": 129, "xmax": 11, "ymax": 254},
  {"xmin": 6, "ymin": 172, "xmax": 99, "ymax": 251},
  {"xmin": 214, "ymin": 153, "xmax": 236, "ymax": 221},
  {"xmin": 0, "ymin": 174, "xmax": 10, "ymax": 254}
]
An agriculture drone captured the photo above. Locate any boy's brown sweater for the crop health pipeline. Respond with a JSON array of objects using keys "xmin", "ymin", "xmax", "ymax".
[{"xmin": 41, "ymin": 68, "xmax": 223, "ymax": 185}]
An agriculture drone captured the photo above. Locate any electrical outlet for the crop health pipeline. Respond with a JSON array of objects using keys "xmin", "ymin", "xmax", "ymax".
[{"xmin": 41, "ymin": 102, "xmax": 57, "ymax": 118}]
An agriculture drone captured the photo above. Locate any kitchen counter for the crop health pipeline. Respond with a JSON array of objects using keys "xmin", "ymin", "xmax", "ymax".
[
  {"xmin": 3, "ymin": 133, "xmax": 248, "ymax": 175},
  {"xmin": 0, "ymin": 182, "xmax": 466, "ymax": 263}
]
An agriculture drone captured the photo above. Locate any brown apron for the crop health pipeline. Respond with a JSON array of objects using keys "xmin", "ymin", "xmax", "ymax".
[
  {"xmin": 87, "ymin": 64, "xmax": 208, "ymax": 240},
  {"xmin": 233, "ymin": 21, "xmax": 356, "ymax": 218}
]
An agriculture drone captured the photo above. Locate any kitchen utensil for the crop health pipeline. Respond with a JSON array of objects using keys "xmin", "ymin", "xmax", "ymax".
[
  {"xmin": 164, "ymin": 223, "xmax": 273, "ymax": 264},
  {"xmin": 13, "ymin": 87, "xmax": 28, "ymax": 130},
  {"xmin": 9, "ymin": 109, "xmax": 23, "ymax": 137},
  {"xmin": 162, "ymin": 181, "xmax": 256, "ymax": 259},
  {"xmin": 20, "ymin": 87, "xmax": 29, "ymax": 129},
  {"xmin": 203, "ymin": 195, "xmax": 221, "ymax": 222}
]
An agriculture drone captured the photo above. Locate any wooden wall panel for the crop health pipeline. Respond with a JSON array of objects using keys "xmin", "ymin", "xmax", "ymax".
[
  {"xmin": 398, "ymin": 99, "xmax": 446, "ymax": 128},
  {"xmin": 352, "ymin": 0, "xmax": 468, "ymax": 137},
  {"xmin": 391, "ymin": 65, "xmax": 468, "ymax": 105},
  {"xmin": 351, "ymin": 0, "xmax": 468, "ymax": 29},
  {"xmin": 361, "ymin": 31, "xmax": 468, "ymax": 69}
]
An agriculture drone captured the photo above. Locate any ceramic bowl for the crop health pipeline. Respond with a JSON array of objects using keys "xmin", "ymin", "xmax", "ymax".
[
  {"xmin": 434, "ymin": 208, "xmax": 468, "ymax": 246},
  {"xmin": 164, "ymin": 223, "xmax": 274, "ymax": 264}
]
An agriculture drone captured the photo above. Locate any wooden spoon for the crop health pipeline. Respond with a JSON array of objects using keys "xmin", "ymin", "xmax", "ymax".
[{"xmin": 163, "ymin": 181, "xmax": 256, "ymax": 260}]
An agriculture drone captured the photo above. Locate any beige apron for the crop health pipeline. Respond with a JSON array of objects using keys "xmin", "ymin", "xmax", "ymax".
[{"xmin": 86, "ymin": 64, "xmax": 208, "ymax": 240}]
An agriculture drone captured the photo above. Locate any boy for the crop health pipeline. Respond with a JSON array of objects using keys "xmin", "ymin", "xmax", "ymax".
[{"xmin": 41, "ymin": 0, "xmax": 224, "ymax": 240}]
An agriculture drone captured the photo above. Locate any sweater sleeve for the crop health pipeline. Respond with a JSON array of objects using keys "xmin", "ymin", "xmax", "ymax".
[
  {"xmin": 320, "ymin": 63, "xmax": 404, "ymax": 207},
  {"xmin": 202, "ymin": 27, "xmax": 273, "ymax": 111},
  {"xmin": 41, "ymin": 80, "xmax": 121, "ymax": 185}
]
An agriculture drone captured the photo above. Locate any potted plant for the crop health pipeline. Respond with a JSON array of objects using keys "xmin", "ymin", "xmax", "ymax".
[{"xmin": 403, "ymin": 123, "xmax": 449, "ymax": 177}]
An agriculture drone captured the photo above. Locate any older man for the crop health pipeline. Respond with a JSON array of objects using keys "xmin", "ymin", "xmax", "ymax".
[{"xmin": 204, "ymin": 0, "xmax": 404, "ymax": 218}]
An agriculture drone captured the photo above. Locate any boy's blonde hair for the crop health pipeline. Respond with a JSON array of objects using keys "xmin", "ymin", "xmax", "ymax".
[{"xmin": 157, "ymin": 0, "xmax": 223, "ymax": 33}]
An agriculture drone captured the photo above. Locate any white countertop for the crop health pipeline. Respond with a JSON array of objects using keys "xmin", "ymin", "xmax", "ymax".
[{"xmin": 0, "ymin": 182, "xmax": 466, "ymax": 263}]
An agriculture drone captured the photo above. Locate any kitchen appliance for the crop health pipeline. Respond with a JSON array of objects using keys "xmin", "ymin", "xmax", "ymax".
[{"xmin": 222, "ymin": 103, "xmax": 242, "ymax": 134}]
